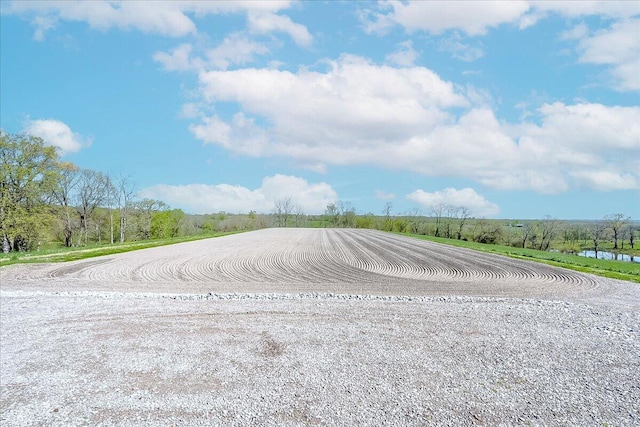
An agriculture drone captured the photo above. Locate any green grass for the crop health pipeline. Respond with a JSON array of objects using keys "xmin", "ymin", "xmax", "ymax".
[
  {"xmin": 398, "ymin": 232, "xmax": 640, "ymax": 284},
  {"xmin": 0, "ymin": 232, "xmax": 239, "ymax": 266}
]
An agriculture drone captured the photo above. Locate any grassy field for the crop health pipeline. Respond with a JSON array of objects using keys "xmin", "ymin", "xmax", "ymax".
[
  {"xmin": 0, "ymin": 232, "xmax": 238, "ymax": 266},
  {"xmin": 400, "ymin": 233, "xmax": 640, "ymax": 284}
]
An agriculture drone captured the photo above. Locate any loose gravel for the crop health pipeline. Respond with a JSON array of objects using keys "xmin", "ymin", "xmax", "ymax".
[{"xmin": 1, "ymin": 228, "xmax": 639, "ymax": 426}]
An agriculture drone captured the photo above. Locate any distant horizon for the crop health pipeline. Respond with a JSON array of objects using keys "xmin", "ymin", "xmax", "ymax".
[{"xmin": 1, "ymin": 1, "xmax": 638, "ymax": 220}]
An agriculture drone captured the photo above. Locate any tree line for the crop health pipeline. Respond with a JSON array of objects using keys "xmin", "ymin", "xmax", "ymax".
[
  {"xmin": 2, "ymin": 132, "xmax": 637, "ymax": 256},
  {"xmin": 1, "ymin": 133, "xmax": 188, "ymax": 252}
]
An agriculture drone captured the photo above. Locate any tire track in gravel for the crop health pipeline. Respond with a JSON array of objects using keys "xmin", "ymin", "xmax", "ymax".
[{"xmin": 1, "ymin": 228, "xmax": 636, "ymax": 309}]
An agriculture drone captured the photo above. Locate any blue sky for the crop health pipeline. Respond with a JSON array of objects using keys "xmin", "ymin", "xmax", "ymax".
[{"xmin": 1, "ymin": 1, "xmax": 639, "ymax": 219}]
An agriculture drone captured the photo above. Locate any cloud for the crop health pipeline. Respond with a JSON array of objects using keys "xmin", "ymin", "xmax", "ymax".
[
  {"xmin": 153, "ymin": 43, "xmax": 199, "ymax": 71},
  {"xmin": 386, "ymin": 40, "xmax": 419, "ymax": 67},
  {"xmin": 533, "ymin": 1, "xmax": 639, "ymax": 19},
  {"xmin": 23, "ymin": 119, "xmax": 91, "ymax": 154},
  {"xmin": 438, "ymin": 33, "xmax": 484, "ymax": 62},
  {"xmin": 360, "ymin": 1, "xmax": 639, "ymax": 36},
  {"xmin": 4, "ymin": 1, "xmax": 302, "ymax": 40},
  {"xmin": 248, "ymin": 11, "xmax": 313, "ymax": 47},
  {"xmin": 361, "ymin": 1, "xmax": 531, "ymax": 36},
  {"xmin": 574, "ymin": 18, "xmax": 640, "ymax": 91},
  {"xmin": 154, "ymin": 35, "xmax": 269, "ymax": 72},
  {"xmin": 139, "ymin": 174, "xmax": 338, "ymax": 214},
  {"xmin": 407, "ymin": 188, "xmax": 500, "ymax": 218},
  {"xmin": 187, "ymin": 54, "xmax": 640, "ymax": 193},
  {"xmin": 570, "ymin": 171, "xmax": 638, "ymax": 191},
  {"xmin": 205, "ymin": 33, "xmax": 270, "ymax": 70},
  {"xmin": 31, "ymin": 15, "xmax": 57, "ymax": 41}
]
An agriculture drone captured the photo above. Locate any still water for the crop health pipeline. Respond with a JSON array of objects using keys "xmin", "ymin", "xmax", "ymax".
[{"xmin": 578, "ymin": 250, "xmax": 639, "ymax": 263}]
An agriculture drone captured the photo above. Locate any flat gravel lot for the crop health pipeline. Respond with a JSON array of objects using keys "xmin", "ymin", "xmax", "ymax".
[{"xmin": 1, "ymin": 228, "xmax": 639, "ymax": 426}]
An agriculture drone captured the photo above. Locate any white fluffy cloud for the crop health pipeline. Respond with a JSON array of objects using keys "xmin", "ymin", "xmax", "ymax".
[
  {"xmin": 154, "ymin": 35, "xmax": 269, "ymax": 72},
  {"xmin": 187, "ymin": 55, "xmax": 639, "ymax": 194},
  {"xmin": 575, "ymin": 18, "xmax": 640, "ymax": 91},
  {"xmin": 438, "ymin": 33, "xmax": 484, "ymax": 62},
  {"xmin": 362, "ymin": 1, "xmax": 531, "ymax": 36},
  {"xmin": 139, "ymin": 174, "xmax": 337, "ymax": 214},
  {"xmin": 23, "ymin": 119, "xmax": 91, "ymax": 154},
  {"xmin": 386, "ymin": 40, "xmax": 419, "ymax": 67},
  {"xmin": 360, "ymin": 1, "xmax": 639, "ymax": 90},
  {"xmin": 248, "ymin": 11, "xmax": 312, "ymax": 47},
  {"xmin": 5, "ymin": 1, "xmax": 308, "ymax": 43},
  {"xmin": 361, "ymin": 1, "xmax": 639, "ymax": 36},
  {"xmin": 407, "ymin": 188, "xmax": 500, "ymax": 218}
]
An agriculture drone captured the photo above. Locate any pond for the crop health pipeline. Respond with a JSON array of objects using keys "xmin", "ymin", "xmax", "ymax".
[{"xmin": 578, "ymin": 250, "xmax": 639, "ymax": 263}]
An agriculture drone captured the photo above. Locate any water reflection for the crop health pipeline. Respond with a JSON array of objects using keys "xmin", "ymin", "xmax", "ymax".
[{"xmin": 578, "ymin": 250, "xmax": 639, "ymax": 263}]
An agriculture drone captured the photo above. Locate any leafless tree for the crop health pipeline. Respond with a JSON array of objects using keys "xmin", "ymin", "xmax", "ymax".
[
  {"xmin": 431, "ymin": 203, "xmax": 446, "ymax": 237},
  {"xmin": 273, "ymin": 197, "xmax": 294, "ymax": 227},
  {"xmin": 76, "ymin": 169, "xmax": 108, "ymax": 245},
  {"xmin": 605, "ymin": 213, "xmax": 630, "ymax": 250},
  {"xmin": 382, "ymin": 202, "xmax": 393, "ymax": 231},
  {"xmin": 520, "ymin": 222, "xmax": 535, "ymax": 249},
  {"xmin": 338, "ymin": 201, "xmax": 356, "ymax": 228},
  {"xmin": 116, "ymin": 175, "xmax": 135, "ymax": 243},
  {"xmin": 455, "ymin": 207, "xmax": 471, "ymax": 240},
  {"xmin": 590, "ymin": 221, "xmax": 608, "ymax": 259},
  {"xmin": 51, "ymin": 162, "xmax": 79, "ymax": 247},
  {"xmin": 444, "ymin": 205, "xmax": 459, "ymax": 239},
  {"xmin": 537, "ymin": 215, "xmax": 558, "ymax": 251},
  {"xmin": 383, "ymin": 202, "xmax": 393, "ymax": 220},
  {"xmin": 104, "ymin": 175, "xmax": 117, "ymax": 244},
  {"xmin": 407, "ymin": 208, "xmax": 422, "ymax": 234},
  {"xmin": 325, "ymin": 203, "xmax": 339, "ymax": 227},
  {"xmin": 294, "ymin": 205, "xmax": 305, "ymax": 227}
]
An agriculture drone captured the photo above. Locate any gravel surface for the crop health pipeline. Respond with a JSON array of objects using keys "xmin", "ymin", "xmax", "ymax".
[{"xmin": 1, "ymin": 228, "xmax": 639, "ymax": 426}]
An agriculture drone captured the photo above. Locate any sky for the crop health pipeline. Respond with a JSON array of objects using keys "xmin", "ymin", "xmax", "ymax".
[{"xmin": 1, "ymin": 1, "xmax": 639, "ymax": 220}]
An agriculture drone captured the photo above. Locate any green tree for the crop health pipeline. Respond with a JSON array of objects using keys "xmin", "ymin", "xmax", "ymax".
[
  {"xmin": 151, "ymin": 209, "xmax": 185, "ymax": 239},
  {"xmin": 0, "ymin": 132, "xmax": 61, "ymax": 252},
  {"xmin": 133, "ymin": 198, "xmax": 167, "ymax": 240}
]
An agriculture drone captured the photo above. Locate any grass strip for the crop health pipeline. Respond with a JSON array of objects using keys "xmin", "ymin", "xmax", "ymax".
[
  {"xmin": 398, "ymin": 232, "xmax": 640, "ymax": 284},
  {"xmin": 0, "ymin": 232, "xmax": 239, "ymax": 266}
]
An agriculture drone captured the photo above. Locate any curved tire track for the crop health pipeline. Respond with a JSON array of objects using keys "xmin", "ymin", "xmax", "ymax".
[{"xmin": 1, "ymin": 228, "xmax": 636, "ymax": 308}]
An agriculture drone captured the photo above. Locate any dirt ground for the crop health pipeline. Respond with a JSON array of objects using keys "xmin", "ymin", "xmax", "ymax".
[{"xmin": 1, "ymin": 228, "xmax": 639, "ymax": 425}]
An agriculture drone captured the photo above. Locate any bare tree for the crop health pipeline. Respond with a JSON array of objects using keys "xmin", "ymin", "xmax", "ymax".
[
  {"xmin": 455, "ymin": 207, "xmax": 471, "ymax": 240},
  {"xmin": 605, "ymin": 213, "xmax": 629, "ymax": 250},
  {"xmin": 538, "ymin": 215, "xmax": 558, "ymax": 251},
  {"xmin": 431, "ymin": 203, "xmax": 446, "ymax": 237},
  {"xmin": 325, "ymin": 203, "xmax": 339, "ymax": 227},
  {"xmin": 116, "ymin": 175, "xmax": 135, "ymax": 243},
  {"xmin": 76, "ymin": 169, "xmax": 108, "ymax": 246},
  {"xmin": 273, "ymin": 197, "xmax": 294, "ymax": 227},
  {"xmin": 444, "ymin": 205, "xmax": 458, "ymax": 239},
  {"xmin": 407, "ymin": 208, "xmax": 422, "ymax": 234},
  {"xmin": 104, "ymin": 175, "xmax": 117, "ymax": 244},
  {"xmin": 51, "ymin": 162, "xmax": 79, "ymax": 247},
  {"xmin": 520, "ymin": 222, "xmax": 535, "ymax": 249},
  {"xmin": 294, "ymin": 205, "xmax": 305, "ymax": 227},
  {"xmin": 337, "ymin": 201, "xmax": 356, "ymax": 228},
  {"xmin": 383, "ymin": 202, "xmax": 393, "ymax": 220},
  {"xmin": 382, "ymin": 202, "xmax": 393, "ymax": 231},
  {"xmin": 590, "ymin": 221, "xmax": 608, "ymax": 259}
]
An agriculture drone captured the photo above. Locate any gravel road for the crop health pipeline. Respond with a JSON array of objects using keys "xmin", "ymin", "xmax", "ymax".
[{"xmin": 1, "ymin": 228, "xmax": 639, "ymax": 426}]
